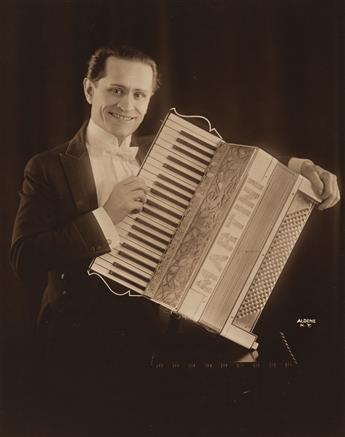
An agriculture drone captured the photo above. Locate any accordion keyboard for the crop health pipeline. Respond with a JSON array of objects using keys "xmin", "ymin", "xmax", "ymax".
[{"xmin": 91, "ymin": 113, "xmax": 222, "ymax": 292}]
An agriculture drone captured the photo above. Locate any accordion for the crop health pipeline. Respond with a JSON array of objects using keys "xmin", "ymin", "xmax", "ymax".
[{"xmin": 89, "ymin": 111, "xmax": 321, "ymax": 349}]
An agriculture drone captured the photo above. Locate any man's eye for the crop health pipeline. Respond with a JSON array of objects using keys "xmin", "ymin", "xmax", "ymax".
[
  {"xmin": 134, "ymin": 92, "xmax": 146, "ymax": 99},
  {"xmin": 109, "ymin": 88, "xmax": 122, "ymax": 95}
]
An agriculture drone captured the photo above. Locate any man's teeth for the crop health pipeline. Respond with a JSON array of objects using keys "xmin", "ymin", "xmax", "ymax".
[{"xmin": 109, "ymin": 112, "xmax": 134, "ymax": 121}]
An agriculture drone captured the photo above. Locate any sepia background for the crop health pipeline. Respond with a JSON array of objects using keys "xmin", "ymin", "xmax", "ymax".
[{"xmin": 1, "ymin": 0, "xmax": 344, "ymax": 435}]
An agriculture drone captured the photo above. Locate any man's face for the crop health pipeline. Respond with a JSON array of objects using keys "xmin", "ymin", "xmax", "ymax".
[{"xmin": 84, "ymin": 56, "xmax": 154, "ymax": 141}]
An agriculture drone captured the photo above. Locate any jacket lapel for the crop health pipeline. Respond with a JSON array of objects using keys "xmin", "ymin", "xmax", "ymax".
[
  {"xmin": 131, "ymin": 134, "xmax": 153, "ymax": 165},
  {"xmin": 59, "ymin": 122, "xmax": 98, "ymax": 214},
  {"xmin": 59, "ymin": 122, "xmax": 154, "ymax": 214}
]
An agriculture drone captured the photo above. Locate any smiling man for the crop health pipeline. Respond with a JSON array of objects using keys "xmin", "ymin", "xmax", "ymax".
[
  {"xmin": 84, "ymin": 54, "xmax": 155, "ymax": 141},
  {"xmin": 82, "ymin": 49, "xmax": 157, "ymax": 239},
  {"xmin": 10, "ymin": 45, "xmax": 340, "ymax": 421},
  {"xmin": 10, "ymin": 47, "xmax": 164, "ymax": 412}
]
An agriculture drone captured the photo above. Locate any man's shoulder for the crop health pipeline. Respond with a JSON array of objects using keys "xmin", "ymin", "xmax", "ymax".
[
  {"xmin": 39, "ymin": 140, "xmax": 70, "ymax": 158},
  {"xmin": 27, "ymin": 122, "xmax": 87, "ymax": 164},
  {"xmin": 25, "ymin": 141, "xmax": 71, "ymax": 174}
]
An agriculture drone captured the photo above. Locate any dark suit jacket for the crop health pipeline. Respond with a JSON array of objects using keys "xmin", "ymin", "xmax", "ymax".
[{"xmin": 10, "ymin": 122, "xmax": 163, "ymax": 353}]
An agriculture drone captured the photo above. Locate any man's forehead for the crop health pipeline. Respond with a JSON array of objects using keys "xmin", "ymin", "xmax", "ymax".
[{"xmin": 102, "ymin": 56, "xmax": 154, "ymax": 90}]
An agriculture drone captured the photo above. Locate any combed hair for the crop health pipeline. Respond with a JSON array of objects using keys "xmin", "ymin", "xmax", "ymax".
[{"xmin": 86, "ymin": 45, "xmax": 159, "ymax": 93}]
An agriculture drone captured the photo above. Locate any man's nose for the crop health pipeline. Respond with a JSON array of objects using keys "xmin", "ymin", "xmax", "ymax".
[{"xmin": 117, "ymin": 93, "xmax": 134, "ymax": 112}]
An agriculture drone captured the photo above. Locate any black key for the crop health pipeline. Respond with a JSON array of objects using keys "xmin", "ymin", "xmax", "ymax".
[
  {"xmin": 128, "ymin": 232, "xmax": 165, "ymax": 253},
  {"xmin": 158, "ymin": 174, "xmax": 195, "ymax": 195},
  {"xmin": 112, "ymin": 261, "xmax": 150, "ymax": 282},
  {"xmin": 143, "ymin": 206, "xmax": 178, "ymax": 228},
  {"xmin": 154, "ymin": 181, "xmax": 191, "ymax": 202},
  {"xmin": 162, "ymin": 163, "xmax": 200, "ymax": 184},
  {"xmin": 167, "ymin": 156, "xmax": 204, "ymax": 177},
  {"xmin": 122, "ymin": 242, "xmax": 160, "ymax": 263},
  {"xmin": 150, "ymin": 188, "xmax": 187, "ymax": 210},
  {"xmin": 176, "ymin": 137, "xmax": 214, "ymax": 159},
  {"xmin": 146, "ymin": 199, "xmax": 182, "ymax": 220},
  {"xmin": 172, "ymin": 144, "xmax": 210, "ymax": 166},
  {"xmin": 135, "ymin": 217, "xmax": 173, "ymax": 238},
  {"xmin": 109, "ymin": 270, "xmax": 146, "ymax": 290},
  {"xmin": 180, "ymin": 130, "xmax": 217, "ymax": 151},
  {"xmin": 118, "ymin": 250, "xmax": 156, "ymax": 272},
  {"xmin": 132, "ymin": 224, "xmax": 169, "ymax": 245}
]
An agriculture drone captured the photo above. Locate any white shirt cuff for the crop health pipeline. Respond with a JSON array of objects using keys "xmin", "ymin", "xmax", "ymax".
[
  {"xmin": 92, "ymin": 207, "xmax": 121, "ymax": 250},
  {"xmin": 288, "ymin": 157, "xmax": 314, "ymax": 174}
]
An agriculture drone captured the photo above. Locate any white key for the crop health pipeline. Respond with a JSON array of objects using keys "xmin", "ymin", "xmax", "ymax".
[
  {"xmin": 120, "ymin": 241, "xmax": 161, "ymax": 264},
  {"xmin": 146, "ymin": 156, "xmax": 200, "ymax": 188},
  {"xmin": 167, "ymin": 114, "xmax": 221, "ymax": 146},
  {"xmin": 120, "ymin": 233, "xmax": 164, "ymax": 258},
  {"xmin": 124, "ymin": 217, "xmax": 172, "ymax": 244},
  {"xmin": 95, "ymin": 257, "xmax": 149, "ymax": 288},
  {"xmin": 104, "ymin": 253, "xmax": 153, "ymax": 280},
  {"xmin": 114, "ymin": 245, "xmax": 158, "ymax": 269},
  {"xmin": 154, "ymin": 141, "xmax": 207, "ymax": 171},
  {"xmin": 149, "ymin": 186, "xmax": 188, "ymax": 211},
  {"xmin": 165, "ymin": 119, "xmax": 219, "ymax": 151},
  {"xmin": 142, "ymin": 202, "xmax": 180, "ymax": 227},
  {"xmin": 136, "ymin": 210, "xmax": 177, "ymax": 234},
  {"xmin": 102, "ymin": 251, "xmax": 156, "ymax": 274},
  {"xmin": 118, "ymin": 222, "xmax": 168, "ymax": 251},
  {"xmin": 125, "ymin": 214, "xmax": 175, "ymax": 238},
  {"xmin": 148, "ymin": 151, "xmax": 203, "ymax": 182},
  {"xmin": 146, "ymin": 193, "xmax": 184, "ymax": 217},
  {"xmin": 140, "ymin": 168, "xmax": 193, "ymax": 202},
  {"xmin": 91, "ymin": 263, "xmax": 145, "ymax": 294},
  {"xmin": 159, "ymin": 133, "xmax": 212, "ymax": 164},
  {"xmin": 142, "ymin": 161, "xmax": 196, "ymax": 191}
]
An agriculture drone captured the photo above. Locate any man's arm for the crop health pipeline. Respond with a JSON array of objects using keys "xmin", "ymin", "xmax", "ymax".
[
  {"xmin": 10, "ymin": 154, "xmax": 148, "ymax": 288},
  {"xmin": 10, "ymin": 154, "xmax": 110, "ymax": 286}
]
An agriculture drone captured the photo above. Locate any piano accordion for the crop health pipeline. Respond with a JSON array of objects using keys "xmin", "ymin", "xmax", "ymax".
[{"xmin": 89, "ymin": 111, "xmax": 321, "ymax": 349}]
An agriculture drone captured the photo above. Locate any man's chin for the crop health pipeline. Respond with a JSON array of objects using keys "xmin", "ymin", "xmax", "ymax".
[
  {"xmin": 106, "ymin": 119, "xmax": 140, "ymax": 139},
  {"xmin": 110, "ymin": 128, "xmax": 135, "ymax": 140}
]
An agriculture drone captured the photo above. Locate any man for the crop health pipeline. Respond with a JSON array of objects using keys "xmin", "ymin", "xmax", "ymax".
[
  {"xmin": 10, "ymin": 48, "xmax": 165, "ymax": 410},
  {"xmin": 10, "ymin": 46, "xmax": 340, "ymax": 405}
]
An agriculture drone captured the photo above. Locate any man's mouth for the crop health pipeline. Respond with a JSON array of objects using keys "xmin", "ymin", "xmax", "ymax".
[{"xmin": 108, "ymin": 112, "xmax": 135, "ymax": 121}]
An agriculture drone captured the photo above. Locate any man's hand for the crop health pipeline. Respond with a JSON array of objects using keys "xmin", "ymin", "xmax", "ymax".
[
  {"xmin": 104, "ymin": 176, "xmax": 148, "ymax": 224},
  {"xmin": 301, "ymin": 161, "xmax": 340, "ymax": 210}
]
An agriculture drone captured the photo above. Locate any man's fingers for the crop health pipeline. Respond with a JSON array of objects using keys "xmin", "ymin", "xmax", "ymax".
[
  {"xmin": 317, "ymin": 169, "xmax": 340, "ymax": 210},
  {"xmin": 132, "ymin": 189, "xmax": 147, "ymax": 203},
  {"xmin": 301, "ymin": 162, "xmax": 340, "ymax": 210},
  {"xmin": 121, "ymin": 177, "xmax": 148, "ymax": 192},
  {"xmin": 318, "ymin": 174, "xmax": 340, "ymax": 210},
  {"xmin": 120, "ymin": 176, "xmax": 137, "ymax": 184},
  {"xmin": 130, "ymin": 200, "xmax": 145, "ymax": 214},
  {"xmin": 319, "ymin": 171, "xmax": 332, "ymax": 198},
  {"xmin": 302, "ymin": 163, "xmax": 324, "ymax": 196},
  {"xmin": 121, "ymin": 175, "xmax": 145, "ymax": 185}
]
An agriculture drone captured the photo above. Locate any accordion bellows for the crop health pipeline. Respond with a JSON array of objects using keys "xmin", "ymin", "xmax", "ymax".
[{"xmin": 90, "ymin": 112, "xmax": 320, "ymax": 349}]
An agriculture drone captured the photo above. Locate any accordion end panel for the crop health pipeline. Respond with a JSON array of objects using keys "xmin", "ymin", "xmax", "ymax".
[
  {"xmin": 220, "ymin": 181, "xmax": 318, "ymax": 349},
  {"xmin": 180, "ymin": 161, "xmax": 320, "ymax": 350}
]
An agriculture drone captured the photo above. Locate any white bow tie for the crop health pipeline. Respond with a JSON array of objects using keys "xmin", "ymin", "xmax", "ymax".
[{"xmin": 101, "ymin": 146, "xmax": 138, "ymax": 161}]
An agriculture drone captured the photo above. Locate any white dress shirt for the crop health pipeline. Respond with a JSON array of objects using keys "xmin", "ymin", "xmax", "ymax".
[{"xmin": 86, "ymin": 119, "xmax": 140, "ymax": 250}]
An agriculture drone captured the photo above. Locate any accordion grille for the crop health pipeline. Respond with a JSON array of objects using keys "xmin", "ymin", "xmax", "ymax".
[{"xmin": 234, "ymin": 203, "xmax": 313, "ymax": 326}]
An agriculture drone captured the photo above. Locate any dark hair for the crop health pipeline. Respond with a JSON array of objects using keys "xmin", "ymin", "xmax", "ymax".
[{"xmin": 86, "ymin": 45, "xmax": 159, "ymax": 93}]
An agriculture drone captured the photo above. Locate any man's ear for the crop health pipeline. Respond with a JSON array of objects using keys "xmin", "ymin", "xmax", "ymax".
[{"xmin": 83, "ymin": 78, "xmax": 94, "ymax": 104}]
